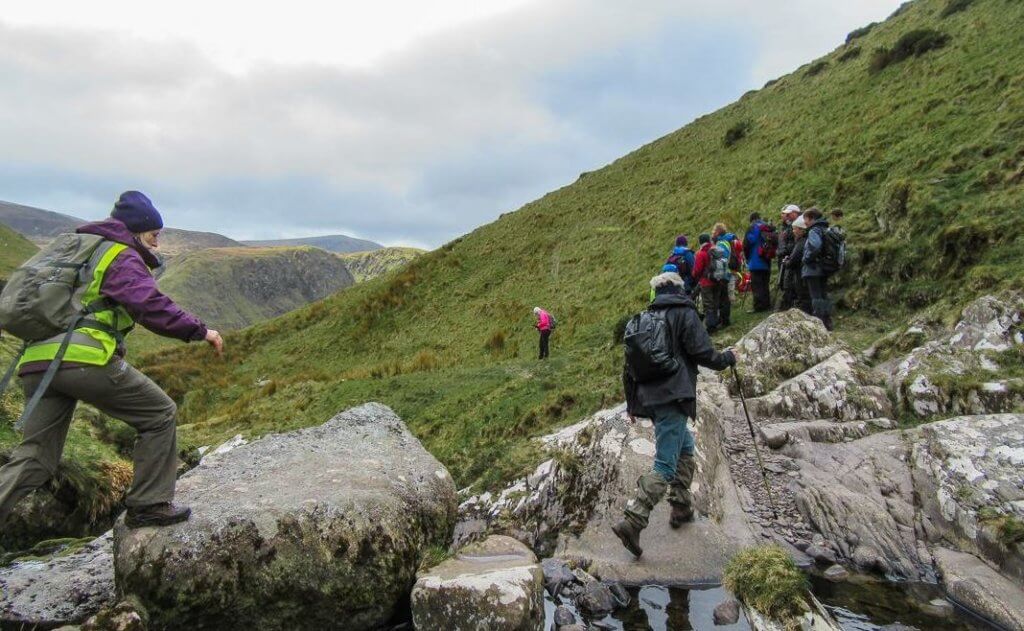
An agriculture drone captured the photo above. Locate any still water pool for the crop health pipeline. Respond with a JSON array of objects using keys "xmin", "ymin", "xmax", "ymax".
[{"xmin": 543, "ymin": 580, "xmax": 998, "ymax": 631}]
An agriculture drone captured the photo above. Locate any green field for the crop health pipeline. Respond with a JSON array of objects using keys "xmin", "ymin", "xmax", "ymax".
[
  {"xmin": 139, "ymin": 0, "xmax": 1024, "ymax": 492},
  {"xmin": 0, "ymin": 223, "xmax": 37, "ymax": 282}
]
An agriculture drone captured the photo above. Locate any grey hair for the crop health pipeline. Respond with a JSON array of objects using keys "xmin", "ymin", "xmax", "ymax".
[{"xmin": 650, "ymin": 272, "xmax": 685, "ymax": 289}]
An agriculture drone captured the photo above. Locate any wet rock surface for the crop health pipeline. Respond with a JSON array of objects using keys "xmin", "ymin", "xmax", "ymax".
[
  {"xmin": 712, "ymin": 598, "xmax": 740, "ymax": 625},
  {"xmin": 411, "ymin": 535, "xmax": 544, "ymax": 631},
  {"xmin": 0, "ymin": 532, "xmax": 114, "ymax": 628},
  {"xmin": 113, "ymin": 403, "xmax": 458, "ymax": 631},
  {"xmin": 934, "ymin": 546, "xmax": 1024, "ymax": 631}
]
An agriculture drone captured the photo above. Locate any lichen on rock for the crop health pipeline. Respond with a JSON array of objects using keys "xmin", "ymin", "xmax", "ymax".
[{"xmin": 112, "ymin": 403, "xmax": 457, "ymax": 631}]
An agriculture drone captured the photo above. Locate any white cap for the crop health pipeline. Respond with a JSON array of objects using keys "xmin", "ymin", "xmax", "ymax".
[
  {"xmin": 792, "ymin": 217, "xmax": 807, "ymax": 230},
  {"xmin": 781, "ymin": 204, "xmax": 801, "ymax": 215}
]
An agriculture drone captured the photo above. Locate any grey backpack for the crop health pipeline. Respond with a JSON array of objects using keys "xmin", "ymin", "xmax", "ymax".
[{"xmin": 0, "ymin": 233, "xmax": 114, "ymax": 430}]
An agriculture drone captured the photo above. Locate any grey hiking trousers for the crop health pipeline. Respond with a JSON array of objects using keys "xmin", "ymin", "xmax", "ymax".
[{"xmin": 0, "ymin": 359, "xmax": 179, "ymax": 521}]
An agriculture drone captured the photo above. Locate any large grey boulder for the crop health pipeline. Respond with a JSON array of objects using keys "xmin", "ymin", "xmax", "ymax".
[
  {"xmin": 747, "ymin": 351, "xmax": 892, "ymax": 422},
  {"xmin": 411, "ymin": 535, "xmax": 543, "ymax": 631},
  {"xmin": 113, "ymin": 403, "xmax": 458, "ymax": 631},
  {"xmin": 732, "ymin": 310, "xmax": 844, "ymax": 397},
  {"xmin": 912, "ymin": 413, "xmax": 1024, "ymax": 581},
  {"xmin": 789, "ymin": 431, "xmax": 934, "ymax": 580},
  {"xmin": 889, "ymin": 294, "xmax": 1024, "ymax": 418},
  {"xmin": 934, "ymin": 547, "xmax": 1024, "ymax": 631},
  {"xmin": 0, "ymin": 532, "xmax": 115, "ymax": 628}
]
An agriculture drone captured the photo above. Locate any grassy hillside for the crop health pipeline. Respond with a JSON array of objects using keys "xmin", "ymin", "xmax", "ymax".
[
  {"xmin": 156, "ymin": 246, "xmax": 355, "ymax": 330},
  {"xmin": 339, "ymin": 247, "xmax": 425, "ymax": 282},
  {"xmin": 143, "ymin": 0, "xmax": 1024, "ymax": 491},
  {"xmin": 244, "ymin": 234, "xmax": 383, "ymax": 254},
  {"xmin": 0, "ymin": 223, "xmax": 37, "ymax": 282}
]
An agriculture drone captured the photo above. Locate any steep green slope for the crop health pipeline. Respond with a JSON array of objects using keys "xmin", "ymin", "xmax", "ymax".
[
  {"xmin": 144, "ymin": 0, "xmax": 1024, "ymax": 490},
  {"xmin": 338, "ymin": 247, "xmax": 426, "ymax": 282},
  {"xmin": 156, "ymin": 247, "xmax": 356, "ymax": 330},
  {"xmin": 0, "ymin": 222, "xmax": 37, "ymax": 282}
]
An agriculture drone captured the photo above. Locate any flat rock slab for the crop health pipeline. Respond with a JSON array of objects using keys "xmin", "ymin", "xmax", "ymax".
[
  {"xmin": 412, "ymin": 535, "xmax": 543, "ymax": 631},
  {"xmin": 0, "ymin": 532, "xmax": 114, "ymax": 627},
  {"xmin": 113, "ymin": 403, "xmax": 458, "ymax": 631},
  {"xmin": 935, "ymin": 547, "xmax": 1024, "ymax": 631},
  {"xmin": 563, "ymin": 511, "xmax": 736, "ymax": 586},
  {"xmin": 554, "ymin": 414, "xmax": 746, "ymax": 586}
]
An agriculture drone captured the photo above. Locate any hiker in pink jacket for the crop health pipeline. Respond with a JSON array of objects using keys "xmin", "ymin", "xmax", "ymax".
[{"xmin": 533, "ymin": 307, "xmax": 553, "ymax": 360}]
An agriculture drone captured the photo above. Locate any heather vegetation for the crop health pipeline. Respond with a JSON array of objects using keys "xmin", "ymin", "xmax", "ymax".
[{"xmin": 132, "ymin": 0, "xmax": 1024, "ymax": 492}]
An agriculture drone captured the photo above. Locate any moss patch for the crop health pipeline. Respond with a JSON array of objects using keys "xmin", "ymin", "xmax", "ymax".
[{"xmin": 725, "ymin": 545, "xmax": 809, "ymax": 627}]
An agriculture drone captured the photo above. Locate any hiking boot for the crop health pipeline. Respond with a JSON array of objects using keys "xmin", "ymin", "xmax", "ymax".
[
  {"xmin": 125, "ymin": 502, "xmax": 191, "ymax": 528},
  {"xmin": 669, "ymin": 503, "xmax": 694, "ymax": 528},
  {"xmin": 612, "ymin": 519, "xmax": 643, "ymax": 558}
]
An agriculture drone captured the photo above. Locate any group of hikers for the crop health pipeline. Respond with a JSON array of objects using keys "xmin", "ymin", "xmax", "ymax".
[
  {"xmin": 612, "ymin": 203, "xmax": 847, "ymax": 557},
  {"xmin": 0, "ymin": 189, "xmax": 845, "ymax": 572},
  {"xmin": 657, "ymin": 204, "xmax": 845, "ymax": 332}
]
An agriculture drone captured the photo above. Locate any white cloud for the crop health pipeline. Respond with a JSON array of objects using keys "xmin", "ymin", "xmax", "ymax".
[{"xmin": 0, "ymin": 0, "xmax": 904, "ymax": 246}]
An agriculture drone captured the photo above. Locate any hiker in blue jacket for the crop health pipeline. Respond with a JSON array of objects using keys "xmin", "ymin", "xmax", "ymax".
[{"xmin": 744, "ymin": 212, "xmax": 773, "ymax": 312}]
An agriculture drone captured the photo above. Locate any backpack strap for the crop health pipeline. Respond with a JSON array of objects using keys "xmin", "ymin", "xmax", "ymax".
[{"xmin": 0, "ymin": 341, "xmax": 29, "ymax": 404}]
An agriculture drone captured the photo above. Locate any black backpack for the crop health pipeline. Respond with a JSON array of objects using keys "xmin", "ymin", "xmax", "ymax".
[
  {"xmin": 623, "ymin": 309, "xmax": 679, "ymax": 382},
  {"xmin": 820, "ymin": 226, "xmax": 847, "ymax": 274}
]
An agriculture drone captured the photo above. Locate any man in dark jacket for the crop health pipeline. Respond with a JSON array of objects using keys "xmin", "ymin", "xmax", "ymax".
[
  {"xmin": 614, "ymin": 272, "xmax": 737, "ymax": 557},
  {"xmin": 776, "ymin": 205, "xmax": 800, "ymax": 310},
  {"xmin": 0, "ymin": 191, "xmax": 223, "ymax": 529},
  {"xmin": 801, "ymin": 208, "xmax": 833, "ymax": 330},
  {"xmin": 743, "ymin": 212, "xmax": 772, "ymax": 312},
  {"xmin": 785, "ymin": 216, "xmax": 812, "ymax": 314}
]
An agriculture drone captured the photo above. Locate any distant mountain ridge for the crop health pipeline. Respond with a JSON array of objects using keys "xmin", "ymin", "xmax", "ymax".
[
  {"xmin": 0, "ymin": 200, "xmax": 244, "ymax": 256},
  {"xmin": 155, "ymin": 246, "xmax": 356, "ymax": 330},
  {"xmin": 244, "ymin": 235, "xmax": 383, "ymax": 254}
]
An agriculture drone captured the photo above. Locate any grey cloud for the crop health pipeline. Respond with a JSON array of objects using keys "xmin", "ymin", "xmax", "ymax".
[{"xmin": 0, "ymin": 0, "xmax": 903, "ymax": 247}]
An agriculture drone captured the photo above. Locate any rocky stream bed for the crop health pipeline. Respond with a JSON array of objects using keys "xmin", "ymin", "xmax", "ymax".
[{"xmin": 1, "ymin": 294, "xmax": 1023, "ymax": 630}]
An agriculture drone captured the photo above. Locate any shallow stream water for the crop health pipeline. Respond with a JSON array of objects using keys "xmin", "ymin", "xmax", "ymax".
[{"xmin": 542, "ymin": 578, "xmax": 999, "ymax": 631}]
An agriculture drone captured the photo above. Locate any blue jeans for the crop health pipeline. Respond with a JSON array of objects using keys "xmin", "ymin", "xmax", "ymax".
[{"xmin": 651, "ymin": 402, "xmax": 694, "ymax": 481}]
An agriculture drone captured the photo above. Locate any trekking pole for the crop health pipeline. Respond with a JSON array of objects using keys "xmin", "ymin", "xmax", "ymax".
[{"xmin": 731, "ymin": 364, "xmax": 779, "ymax": 519}]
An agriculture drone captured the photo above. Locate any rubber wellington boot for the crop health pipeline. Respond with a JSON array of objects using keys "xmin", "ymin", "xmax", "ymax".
[
  {"xmin": 612, "ymin": 519, "xmax": 644, "ymax": 558},
  {"xmin": 669, "ymin": 454, "xmax": 697, "ymax": 529}
]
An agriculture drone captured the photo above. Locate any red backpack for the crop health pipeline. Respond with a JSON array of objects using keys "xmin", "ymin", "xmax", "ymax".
[{"xmin": 757, "ymin": 224, "xmax": 778, "ymax": 260}]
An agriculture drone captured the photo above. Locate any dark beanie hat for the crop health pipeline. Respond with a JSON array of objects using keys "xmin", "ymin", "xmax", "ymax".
[
  {"xmin": 698, "ymin": 233, "xmax": 711, "ymax": 245},
  {"xmin": 675, "ymin": 234, "xmax": 688, "ymax": 247},
  {"xmin": 111, "ymin": 191, "xmax": 163, "ymax": 233}
]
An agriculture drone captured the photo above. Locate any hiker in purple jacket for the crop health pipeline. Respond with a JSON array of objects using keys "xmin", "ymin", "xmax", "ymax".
[{"xmin": 0, "ymin": 191, "xmax": 223, "ymax": 529}]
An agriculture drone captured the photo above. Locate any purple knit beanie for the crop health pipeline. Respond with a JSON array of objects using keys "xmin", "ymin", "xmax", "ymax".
[
  {"xmin": 111, "ymin": 191, "xmax": 163, "ymax": 233},
  {"xmin": 675, "ymin": 234, "xmax": 688, "ymax": 248}
]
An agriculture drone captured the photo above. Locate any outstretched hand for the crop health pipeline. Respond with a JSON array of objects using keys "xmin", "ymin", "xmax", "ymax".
[{"xmin": 206, "ymin": 329, "xmax": 225, "ymax": 356}]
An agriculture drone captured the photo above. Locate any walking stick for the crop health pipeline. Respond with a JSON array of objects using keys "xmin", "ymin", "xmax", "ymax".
[{"xmin": 731, "ymin": 364, "xmax": 779, "ymax": 519}]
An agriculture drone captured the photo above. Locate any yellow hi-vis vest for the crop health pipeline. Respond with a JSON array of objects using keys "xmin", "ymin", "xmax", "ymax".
[{"xmin": 18, "ymin": 241, "xmax": 136, "ymax": 368}]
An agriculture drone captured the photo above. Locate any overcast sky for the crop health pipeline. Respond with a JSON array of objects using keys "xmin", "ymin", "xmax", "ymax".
[{"xmin": 0, "ymin": 0, "xmax": 903, "ymax": 248}]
